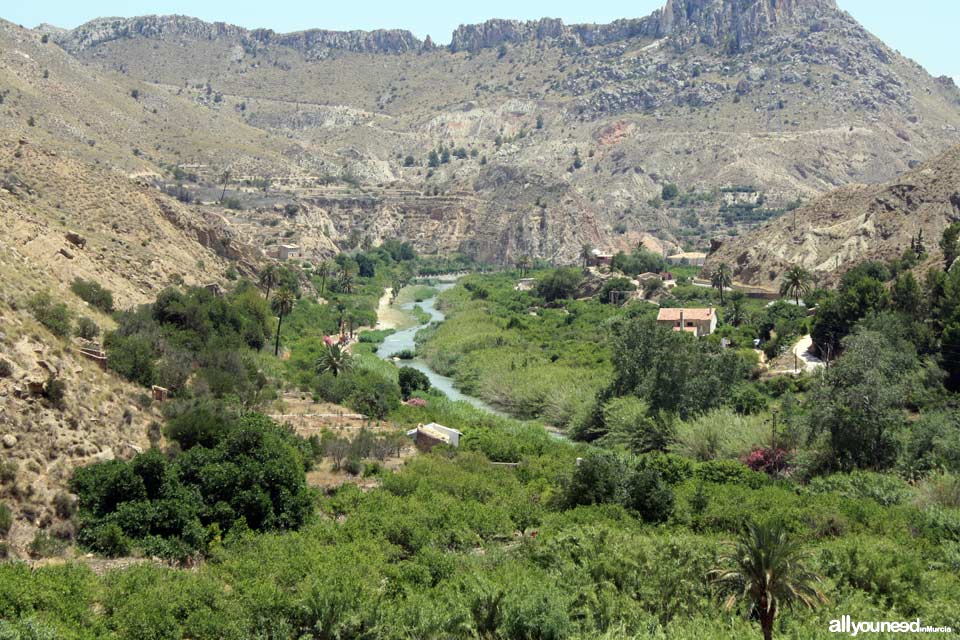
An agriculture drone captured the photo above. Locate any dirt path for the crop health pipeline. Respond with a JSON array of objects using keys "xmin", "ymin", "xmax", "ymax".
[{"xmin": 375, "ymin": 287, "xmax": 417, "ymax": 331}]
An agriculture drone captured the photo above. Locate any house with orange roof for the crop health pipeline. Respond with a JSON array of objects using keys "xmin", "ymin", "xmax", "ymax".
[{"xmin": 656, "ymin": 307, "xmax": 717, "ymax": 337}]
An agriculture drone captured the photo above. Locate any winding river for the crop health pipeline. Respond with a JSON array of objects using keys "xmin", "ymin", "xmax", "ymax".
[{"xmin": 375, "ymin": 280, "xmax": 509, "ymax": 417}]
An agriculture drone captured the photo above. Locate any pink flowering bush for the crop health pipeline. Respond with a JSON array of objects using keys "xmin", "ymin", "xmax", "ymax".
[{"xmin": 742, "ymin": 447, "xmax": 790, "ymax": 475}]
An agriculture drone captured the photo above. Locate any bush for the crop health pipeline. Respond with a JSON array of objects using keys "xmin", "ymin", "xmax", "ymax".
[
  {"xmin": 0, "ymin": 359, "xmax": 12, "ymax": 378},
  {"xmin": 26, "ymin": 292, "xmax": 73, "ymax": 338},
  {"xmin": 28, "ymin": 531, "xmax": 66, "ymax": 558},
  {"xmin": 0, "ymin": 502, "xmax": 11, "ymax": 536},
  {"xmin": 44, "ymin": 377, "xmax": 67, "ymax": 409},
  {"xmin": 344, "ymin": 458, "xmax": 364, "ymax": 476},
  {"xmin": 623, "ymin": 467, "xmax": 674, "ymax": 522},
  {"xmin": 695, "ymin": 460, "xmax": 766, "ymax": 488},
  {"xmin": 398, "ymin": 367, "xmax": 431, "ymax": 399},
  {"xmin": 87, "ymin": 523, "xmax": 130, "ymax": 557},
  {"xmin": 70, "ymin": 278, "xmax": 114, "ymax": 313},
  {"xmin": 53, "ymin": 492, "xmax": 77, "ymax": 519},
  {"xmin": 75, "ymin": 316, "xmax": 100, "ymax": 340},
  {"xmin": 661, "ymin": 183, "xmax": 679, "ymax": 201}
]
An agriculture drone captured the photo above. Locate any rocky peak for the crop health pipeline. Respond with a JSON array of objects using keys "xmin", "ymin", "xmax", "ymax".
[
  {"xmin": 658, "ymin": 0, "xmax": 839, "ymax": 50},
  {"xmin": 57, "ymin": 15, "xmax": 424, "ymax": 56}
]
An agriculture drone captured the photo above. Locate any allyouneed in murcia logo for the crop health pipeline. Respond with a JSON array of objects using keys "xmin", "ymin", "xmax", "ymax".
[{"xmin": 829, "ymin": 616, "xmax": 953, "ymax": 636}]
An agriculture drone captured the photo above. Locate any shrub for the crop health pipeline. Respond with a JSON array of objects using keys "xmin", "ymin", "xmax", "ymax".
[
  {"xmin": 0, "ymin": 502, "xmax": 11, "ymax": 536},
  {"xmin": 75, "ymin": 316, "xmax": 100, "ymax": 340},
  {"xmin": 0, "ymin": 358, "xmax": 12, "ymax": 378},
  {"xmin": 805, "ymin": 471, "xmax": 909, "ymax": 507},
  {"xmin": 28, "ymin": 531, "xmax": 66, "ymax": 558},
  {"xmin": 661, "ymin": 183, "xmax": 679, "ymax": 200},
  {"xmin": 53, "ymin": 492, "xmax": 77, "ymax": 519},
  {"xmin": 623, "ymin": 467, "xmax": 674, "ymax": 522},
  {"xmin": 344, "ymin": 458, "xmax": 364, "ymax": 476},
  {"xmin": 26, "ymin": 292, "xmax": 73, "ymax": 338},
  {"xmin": 44, "ymin": 377, "xmax": 67, "ymax": 409},
  {"xmin": 742, "ymin": 447, "xmax": 789, "ymax": 476},
  {"xmin": 695, "ymin": 460, "xmax": 766, "ymax": 488},
  {"xmin": 70, "ymin": 278, "xmax": 114, "ymax": 313},
  {"xmin": 87, "ymin": 523, "xmax": 130, "ymax": 557},
  {"xmin": 398, "ymin": 367, "xmax": 431, "ymax": 399}
]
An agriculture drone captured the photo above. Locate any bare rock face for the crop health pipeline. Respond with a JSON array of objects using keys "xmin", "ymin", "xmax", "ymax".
[
  {"xmin": 705, "ymin": 144, "xmax": 960, "ymax": 288},
  {"xmin": 658, "ymin": 0, "xmax": 837, "ymax": 50},
  {"xmin": 57, "ymin": 15, "xmax": 425, "ymax": 56}
]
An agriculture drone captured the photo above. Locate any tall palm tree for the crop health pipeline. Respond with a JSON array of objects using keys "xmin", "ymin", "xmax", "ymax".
[
  {"xmin": 779, "ymin": 266, "xmax": 812, "ymax": 306},
  {"xmin": 271, "ymin": 288, "xmax": 295, "ymax": 357},
  {"xmin": 316, "ymin": 260, "xmax": 332, "ymax": 296},
  {"xmin": 259, "ymin": 264, "xmax": 280, "ymax": 300},
  {"xmin": 315, "ymin": 343, "xmax": 353, "ymax": 377},
  {"xmin": 580, "ymin": 243, "xmax": 595, "ymax": 269},
  {"xmin": 516, "ymin": 255, "xmax": 532, "ymax": 276},
  {"xmin": 710, "ymin": 521, "xmax": 827, "ymax": 640},
  {"xmin": 711, "ymin": 263, "xmax": 733, "ymax": 305}
]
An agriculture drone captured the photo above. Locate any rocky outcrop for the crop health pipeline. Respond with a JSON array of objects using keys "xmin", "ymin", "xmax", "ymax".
[
  {"xmin": 658, "ymin": 0, "xmax": 837, "ymax": 50},
  {"xmin": 448, "ymin": 0, "xmax": 836, "ymax": 52},
  {"xmin": 58, "ymin": 15, "xmax": 425, "ymax": 55},
  {"xmin": 704, "ymin": 144, "xmax": 960, "ymax": 287}
]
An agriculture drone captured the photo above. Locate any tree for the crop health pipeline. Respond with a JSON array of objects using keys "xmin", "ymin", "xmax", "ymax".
[
  {"xmin": 808, "ymin": 330, "xmax": 917, "ymax": 470},
  {"xmin": 727, "ymin": 293, "xmax": 748, "ymax": 327},
  {"xmin": 599, "ymin": 277, "xmax": 637, "ymax": 305},
  {"xmin": 535, "ymin": 268, "xmax": 582, "ymax": 303},
  {"xmin": 779, "ymin": 266, "xmax": 812, "ymax": 306},
  {"xmin": 710, "ymin": 521, "xmax": 826, "ymax": 640},
  {"xmin": 316, "ymin": 261, "xmax": 332, "ymax": 296},
  {"xmin": 711, "ymin": 263, "xmax": 733, "ymax": 305},
  {"xmin": 940, "ymin": 222, "xmax": 960, "ymax": 270},
  {"xmin": 316, "ymin": 343, "xmax": 353, "ymax": 377},
  {"xmin": 580, "ymin": 243, "xmax": 594, "ymax": 269},
  {"xmin": 427, "ymin": 150, "xmax": 440, "ymax": 168},
  {"xmin": 219, "ymin": 169, "xmax": 232, "ymax": 203},
  {"xmin": 515, "ymin": 255, "xmax": 532, "ymax": 276},
  {"xmin": 398, "ymin": 366, "xmax": 430, "ymax": 399},
  {"xmin": 661, "ymin": 183, "xmax": 679, "ymax": 201},
  {"xmin": 259, "ymin": 264, "xmax": 280, "ymax": 300},
  {"xmin": 271, "ymin": 288, "xmax": 295, "ymax": 357},
  {"xmin": 891, "ymin": 271, "xmax": 922, "ymax": 318},
  {"xmin": 337, "ymin": 266, "xmax": 355, "ymax": 294}
]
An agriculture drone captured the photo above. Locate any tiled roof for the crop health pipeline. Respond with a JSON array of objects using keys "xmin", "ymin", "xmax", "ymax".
[{"xmin": 657, "ymin": 307, "xmax": 714, "ymax": 321}]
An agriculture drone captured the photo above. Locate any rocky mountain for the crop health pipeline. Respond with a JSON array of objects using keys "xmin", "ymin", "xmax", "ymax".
[
  {"xmin": 39, "ymin": 0, "xmax": 959, "ymax": 265},
  {"xmin": 705, "ymin": 143, "xmax": 960, "ymax": 287}
]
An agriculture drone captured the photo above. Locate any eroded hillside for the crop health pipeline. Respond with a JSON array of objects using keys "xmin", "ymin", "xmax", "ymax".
[{"xmin": 45, "ymin": 0, "xmax": 960, "ymax": 263}]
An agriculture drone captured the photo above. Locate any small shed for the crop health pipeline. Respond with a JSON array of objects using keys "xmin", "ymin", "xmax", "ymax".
[
  {"xmin": 277, "ymin": 244, "xmax": 301, "ymax": 261},
  {"xmin": 406, "ymin": 422, "xmax": 463, "ymax": 451}
]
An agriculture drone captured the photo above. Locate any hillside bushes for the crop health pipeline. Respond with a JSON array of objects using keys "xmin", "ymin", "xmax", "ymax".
[
  {"xmin": 71, "ymin": 410, "xmax": 314, "ymax": 558},
  {"xmin": 70, "ymin": 278, "xmax": 114, "ymax": 313}
]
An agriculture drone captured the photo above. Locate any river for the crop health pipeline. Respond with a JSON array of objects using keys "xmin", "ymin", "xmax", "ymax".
[{"xmin": 374, "ymin": 280, "xmax": 510, "ymax": 417}]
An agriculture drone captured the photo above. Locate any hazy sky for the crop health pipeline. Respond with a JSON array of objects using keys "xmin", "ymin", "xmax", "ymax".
[{"xmin": 6, "ymin": 1, "xmax": 958, "ymax": 81}]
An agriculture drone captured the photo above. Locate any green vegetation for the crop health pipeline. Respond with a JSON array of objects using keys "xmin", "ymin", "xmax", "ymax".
[
  {"xmin": 70, "ymin": 278, "xmax": 114, "ymax": 313},
  {"xmin": 27, "ymin": 292, "xmax": 74, "ymax": 338},
  {"xmin": 9, "ymin": 228, "xmax": 960, "ymax": 639}
]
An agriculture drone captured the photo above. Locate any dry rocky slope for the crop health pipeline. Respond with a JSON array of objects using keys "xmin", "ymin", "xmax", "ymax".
[
  {"xmin": 48, "ymin": 0, "xmax": 960, "ymax": 263},
  {"xmin": 0, "ymin": 19, "xmax": 270, "ymax": 553},
  {"xmin": 706, "ymin": 143, "xmax": 960, "ymax": 287}
]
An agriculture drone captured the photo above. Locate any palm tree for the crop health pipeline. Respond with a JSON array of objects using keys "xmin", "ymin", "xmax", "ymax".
[
  {"xmin": 271, "ymin": 288, "xmax": 295, "ymax": 357},
  {"xmin": 337, "ymin": 271, "xmax": 355, "ymax": 294},
  {"xmin": 710, "ymin": 521, "xmax": 827, "ymax": 640},
  {"xmin": 580, "ymin": 243, "xmax": 594, "ymax": 269},
  {"xmin": 259, "ymin": 264, "xmax": 280, "ymax": 300},
  {"xmin": 728, "ymin": 294, "xmax": 748, "ymax": 327},
  {"xmin": 711, "ymin": 263, "xmax": 733, "ymax": 305},
  {"xmin": 315, "ymin": 343, "xmax": 353, "ymax": 377},
  {"xmin": 316, "ymin": 261, "xmax": 332, "ymax": 296},
  {"xmin": 516, "ymin": 255, "xmax": 532, "ymax": 276},
  {"xmin": 779, "ymin": 266, "xmax": 812, "ymax": 306}
]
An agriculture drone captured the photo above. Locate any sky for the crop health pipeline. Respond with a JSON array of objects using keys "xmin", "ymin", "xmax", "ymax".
[{"xmin": 5, "ymin": 1, "xmax": 959, "ymax": 81}]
